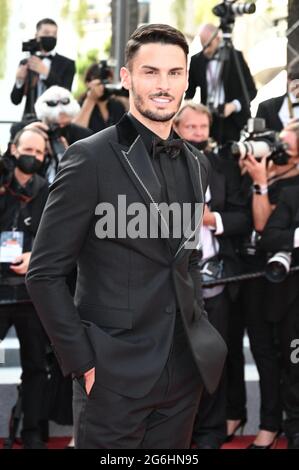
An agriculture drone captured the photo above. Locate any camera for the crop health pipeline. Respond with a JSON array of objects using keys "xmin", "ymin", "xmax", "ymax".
[
  {"xmin": 213, "ymin": 0, "xmax": 256, "ymax": 28},
  {"xmin": 90, "ymin": 60, "xmax": 127, "ymax": 98},
  {"xmin": 22, "ymin": 38, "xmax": 41, "ymax": 55},
  {"xmin": 265, "ymin": 251, "xmax": 292, "ymax": 283},
  {"xmin": 97, "ymin": 60, "xmax": 111, "ymax": 84},
  {"xmin": 227, "ymin": 118, "xmax": 290, "ymax": 165}
]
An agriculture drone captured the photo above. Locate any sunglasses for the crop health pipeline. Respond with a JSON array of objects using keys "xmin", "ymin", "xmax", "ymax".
[{"xmin": 45, "ymin": 98, "xmax": 71, "ymax": 107}]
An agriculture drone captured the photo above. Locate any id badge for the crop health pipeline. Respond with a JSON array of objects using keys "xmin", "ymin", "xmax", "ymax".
[{"xmin": 0, "ymin": 231, "xmax": 24, "ymax": 263}]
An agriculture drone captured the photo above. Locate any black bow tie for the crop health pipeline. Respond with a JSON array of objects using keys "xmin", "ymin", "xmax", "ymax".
[
  {"xmin": 38, "ymin": 54, "xmax": 53, "ymax": 61},
  {"xmin": 292, "ymin": 102, "xmax": 299, "ymax": 108},
  {"xmin": 153, "ymin": 138, "xmax": 184, "ymax": 159}
]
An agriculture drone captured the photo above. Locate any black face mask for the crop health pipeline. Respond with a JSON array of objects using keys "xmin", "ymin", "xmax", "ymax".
[
  {"xmin": 39, "ymin": 36, "xmax": 57, "ymax": 52},
  {"xmin": 15, "ymin": 154, "xmax": 43, "ymax": 175}
]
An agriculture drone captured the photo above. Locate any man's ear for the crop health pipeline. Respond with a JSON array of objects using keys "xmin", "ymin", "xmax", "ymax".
[{"xmin": 120, "ymin": 67, "xmax": 131, "ymax": 91}]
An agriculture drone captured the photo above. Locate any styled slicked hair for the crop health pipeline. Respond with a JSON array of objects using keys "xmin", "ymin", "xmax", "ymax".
[{"xmin": 125, "ymin": 23, "xmax": 189, "ymax": 69}]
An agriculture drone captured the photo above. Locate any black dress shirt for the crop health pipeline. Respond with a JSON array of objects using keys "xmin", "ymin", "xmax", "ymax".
[
  {"xmin": 128, "ymin": 113, "xmax": 196, "ymax": 253},
  {"xmin": 128, "ymin": 114, "xmax": 197, "ymax": 337},
  {"xmin": 88, "ymin": 99, "xmax": 126, "ymax": 134}
]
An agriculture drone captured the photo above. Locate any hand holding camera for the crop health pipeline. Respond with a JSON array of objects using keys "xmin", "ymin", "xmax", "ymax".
[
  {"xmin": 27, "ymin": 55, "xmax": 50, "ymax": 76},
  {"xmin": 243, "ymin": 154, "xmax": 268, "ymax": 186},
  {"xmin": 86, "ymin": 79, "xmax": 105, "ymax": 103},
  {"xmin": 16, "ymin": 63, "xmax": 29, "ymax": 82}
]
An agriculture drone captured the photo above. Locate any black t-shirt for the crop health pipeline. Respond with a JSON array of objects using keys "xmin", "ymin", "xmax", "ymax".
[
  {"xmin": 87, "ymin": 99, "xmax": 126, "ymax": 134},
  {"xmin": 240, "ymin": 173, "xmax": 299, "ymax": 270}
]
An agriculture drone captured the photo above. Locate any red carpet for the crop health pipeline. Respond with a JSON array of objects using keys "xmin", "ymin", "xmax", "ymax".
[
  {"xmin": 221, "ymin": 436, "xmax": 287, "ymax": 449},
  {"xmin": 0, "ymin": 436, "xmax": 287, "ymax": 450},
  {"xmin": 0, "ymin": 437, "xmax": 71, "ymax": 450}
]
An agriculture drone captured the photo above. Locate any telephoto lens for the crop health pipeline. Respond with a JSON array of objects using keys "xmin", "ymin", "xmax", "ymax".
[{"xmin": 265, "ymin": 251, "xmax": 292, "ymax": 283}]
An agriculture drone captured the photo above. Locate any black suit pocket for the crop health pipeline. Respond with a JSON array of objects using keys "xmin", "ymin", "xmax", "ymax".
[{"xmin": 78, "ymin": 303, "xmax": 133, "ymax": 330}]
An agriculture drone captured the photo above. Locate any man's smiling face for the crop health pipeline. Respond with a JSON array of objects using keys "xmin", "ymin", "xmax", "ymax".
[{"xmin": 121, "ymin": 42, "xmax": 188, "ymax": 124}]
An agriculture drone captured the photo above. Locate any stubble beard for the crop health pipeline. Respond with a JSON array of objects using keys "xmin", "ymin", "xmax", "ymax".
[{"xmin": 131, "ymin": 84, "xmax": 183, "ymax": 123}]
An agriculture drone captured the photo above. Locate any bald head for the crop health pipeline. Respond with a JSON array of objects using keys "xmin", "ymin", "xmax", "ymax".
[{"xmin": 199, "ymin": 23, "xmax": 221, "ymax": 59}]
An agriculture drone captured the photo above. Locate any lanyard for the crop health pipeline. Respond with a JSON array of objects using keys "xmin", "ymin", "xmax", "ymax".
[{"xmin": 11, "ymin": 203, "xmax": 22, "ymax": 232}]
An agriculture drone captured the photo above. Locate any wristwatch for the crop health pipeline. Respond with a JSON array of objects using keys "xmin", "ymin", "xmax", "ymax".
[{"xmin": 252, "ymin": 183, "xmax": 268, "ymax": 195}]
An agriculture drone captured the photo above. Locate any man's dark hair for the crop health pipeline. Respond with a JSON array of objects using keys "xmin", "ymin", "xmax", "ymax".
[
  {"xmin": 125, "ymin": 24, "xmax": 189, "ymax": 68},
  {"xmin": 288, "ymin": 57, "xmax": 299, "ymax": 81},
  {"xmin": 36, "ymin": 18, "xmax": 58, "ymax": 31},
  {"xmin": 84, "ymin": 63, "xmax": 113, "ymax": 83}
]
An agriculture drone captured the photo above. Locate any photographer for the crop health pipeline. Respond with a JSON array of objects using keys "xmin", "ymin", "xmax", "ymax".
[
  {"xmin": 10, "ymin": 18, "xmax": 75, "ymax": 119},
  {"xmin": 245, "ymin": 122, "xmax": 299, "ymax": 232},
  {"xmin": 260, "ymin": 184, "xmax": 299, "ymax": 449},
  {"xmin": 174, "ymin": 102, "xmax": 250, "ymax": 448},
  {"xmin": 185, "ymin": 23, "xmax": 257, "ymax": 143},
  {"xmin": 256, "ymin": 57, "xmax": 299, "ymax": 132},
  {"xmin": 74, "ymin": 63, "xmax": 126, "ymax": 133},
  {"xmin": 0, "ymin": 128, "xmax": 49, "ymax": 449},
  {"xmin": 227, "ymin": 121, "xmax": 299, "ymax": 448}
]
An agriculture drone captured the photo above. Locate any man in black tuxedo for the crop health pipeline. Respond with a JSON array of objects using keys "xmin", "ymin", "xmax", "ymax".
[
  {"xmin": 185, "ymin": 24, "xmax": 257, "ymax": 144},
  {"xmin": 256, "ymin": 57, "xmax": 299, "ymax": 132},
  {"xmin": 11, "ymin": 18, "xmax": 75, "ymax": 119},
  {"xmin": 174, "ymin": 103, "xmax": 250, "ymax": 448},
  {"xmin": 26, "ymin": 24, "xmax": 227, "ymax": 449},
  {"xmin": 261, "ymin": 182, "xmax": 299, "ymax": 449},
  {"xmin": 0, "ymin": 128, "xmax": 49, "ymax": 448}
]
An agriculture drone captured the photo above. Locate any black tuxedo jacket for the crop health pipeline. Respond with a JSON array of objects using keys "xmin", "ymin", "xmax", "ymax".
[
  {"xmin": 260, "ymin": 186, "xmax": 299, "ymax": 321},
  {"xmin": 207, "ymin": 154, "xmax": 251, "ymax": 297},
  {"xmin": 26, "ymin": 115, "xmax": 227, "ymax": 397},
  {"xmin": 256, "ymin": 94, "xmax": 285, "ymax": 132},
  {"xmin": 185, "ymin": 49, "xmax": 257, "ymax": 133},
  {"xmin": 11, "ymin": 53, "xmax": 76, "ymax": 117}
]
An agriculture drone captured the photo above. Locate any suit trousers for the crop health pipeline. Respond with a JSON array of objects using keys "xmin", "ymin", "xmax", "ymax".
[
  {"xmin": 73, "ymin": 314, "xmax": 203, "ymax": 449},
  {"xmin": 280, "ymin": 294, "xmax": 299, "ymax": 437},
  {"xmin": 192, "ymin": 291, "xmax": 229, "ymax": 448},
  {"xmin": 0, "ymin": 302, "xmax": 48, "ymax": 436},
  {"xmin": 226, "ymin": 277, "xmax": 282, "ymax": 431}
]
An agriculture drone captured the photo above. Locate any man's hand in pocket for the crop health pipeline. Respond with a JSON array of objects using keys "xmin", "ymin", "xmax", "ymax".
[{"xmin": 84, "ymin": 367, "xmax": 95, "ymax": 395}]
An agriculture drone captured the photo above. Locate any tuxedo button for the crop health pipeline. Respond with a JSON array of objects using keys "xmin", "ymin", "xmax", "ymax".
[{"xmin": 165, "ymin": 305, "xmax": 174, "ymax": 314}]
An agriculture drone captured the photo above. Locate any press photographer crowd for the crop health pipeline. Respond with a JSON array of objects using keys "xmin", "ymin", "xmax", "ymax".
[{"xmin": 1, "ymin": 2, "xmax": 299, "ymax": 451}]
